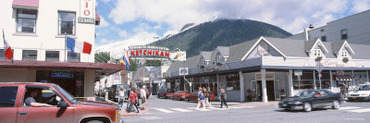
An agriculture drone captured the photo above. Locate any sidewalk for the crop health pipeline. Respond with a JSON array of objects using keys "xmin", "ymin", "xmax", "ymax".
[{"xmin": 119, "ymin": 107, "xmax": 150, "ymax": 116}]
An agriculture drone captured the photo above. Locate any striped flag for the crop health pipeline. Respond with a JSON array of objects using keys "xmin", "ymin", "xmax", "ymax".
[
  {"xmin": 120, "ymin": 51, "xmax": 131, "ymax": 69},
  {"xmin": 2, "ymin": 29, "xmax": 13, "ymax": 60}
]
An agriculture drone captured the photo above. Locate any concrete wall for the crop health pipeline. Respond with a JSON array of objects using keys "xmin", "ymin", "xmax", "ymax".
[
  {"xmin": 0, "ymin": 0, "xmax": 96, "ymax": 62},
  {"xmin": 0, "ymin": 68, "xmax": 36, "ymax": 82},
  {"xmin": 84, "ymin": 69, "xmax": 95, "ymax": 97}
]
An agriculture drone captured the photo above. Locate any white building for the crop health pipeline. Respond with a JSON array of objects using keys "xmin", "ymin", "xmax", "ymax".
[
  {"xmin": 0, "ymin": 0, "xmax": 122, "ymax": 97},
  {"xmin": 288, "ymin": 10, "xmax": 370, "ymax": 44}
]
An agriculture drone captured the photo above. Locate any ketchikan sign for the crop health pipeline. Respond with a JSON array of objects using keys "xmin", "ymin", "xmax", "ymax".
[{"xmin": 128, "ymin": 45, "xmax": 170, "ymax": 58}]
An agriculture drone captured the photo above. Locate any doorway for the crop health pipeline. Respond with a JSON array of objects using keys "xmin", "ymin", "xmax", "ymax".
[{"xmin": 257, "ymin": 81, "xmax": 275, "ymax": 101}]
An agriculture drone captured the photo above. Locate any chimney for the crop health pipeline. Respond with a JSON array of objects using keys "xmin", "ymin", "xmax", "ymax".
[{"xmin": 304, "ymin": 24, "xmax": 314, "ymax": 41}]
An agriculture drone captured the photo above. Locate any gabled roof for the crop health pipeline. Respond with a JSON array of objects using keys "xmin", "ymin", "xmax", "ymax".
[
  {"xmin": 228, "ymin": 38, "xmax": 259, "ymax": 62},
  {"xmin": 331, "ymin": 40, "xmax": 355, "ymax": 55},
  {"xmin": 217, "ymin": 46, "xmax": 230, "ymax": 57},
  {"xmin": 200, "ymin": 51, "xmax": 212, "ymax": 61},
  {"xmin": 304, "ymin": 38, "xmax": 329, "ymax": 53},
  {"xmin": 240, "ymin": 37, "xmax": 287, "ymax": 61}
]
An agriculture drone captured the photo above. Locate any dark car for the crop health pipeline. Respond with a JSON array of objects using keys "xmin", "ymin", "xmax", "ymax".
[
  {"xmin": 279, "ymin": 90, "xmax": 344, "ymax": 112},
  {"xmin": 157, "ymin": 88, "xmax": 167, "ymax": 98}
]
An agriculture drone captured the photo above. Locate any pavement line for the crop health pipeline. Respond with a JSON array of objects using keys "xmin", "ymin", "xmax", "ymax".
[
  {"xmin": 170, "ymin": 108, "xmax": 193, "ymax": 112},
  {"xmin": 346, "ymin": 108, "xmax": 370, "ymax": 113},
  {"xmin": 339, "ymin": 106, "xmax": 361, "ymax": 110},
  {"xmin": 152, "ymin": 108, "xmax": 174, "ymax": 113}
]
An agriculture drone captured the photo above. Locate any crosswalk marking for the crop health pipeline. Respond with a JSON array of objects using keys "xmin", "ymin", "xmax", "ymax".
[
  {"xmin": 170, "ymin": 108, "xmax": 193, "ymax": 112},
  {"xmin": 346, "ymin": 108, "xmax": 370, "ymax": 113},
  {"xmin": 339, "ymin": 106, "xmax": 361, "ymax": 110},
  {"xmin": 152, "ymin": 108, "xmax": 174, "ymax": 113}
]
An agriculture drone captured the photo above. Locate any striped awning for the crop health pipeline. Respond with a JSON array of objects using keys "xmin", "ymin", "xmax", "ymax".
[{"xmin": 335, "ymin": 75, "xmax": 353, "ymax": 81}]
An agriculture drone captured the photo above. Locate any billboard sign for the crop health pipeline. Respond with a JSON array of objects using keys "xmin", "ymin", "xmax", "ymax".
[
  {"xmin": 179, "ymin": 67, "xmax": 189, "ymax": 75},
  {"xmin": 170, "ymin": 51, "xmax": 186, "ymax": 61}
]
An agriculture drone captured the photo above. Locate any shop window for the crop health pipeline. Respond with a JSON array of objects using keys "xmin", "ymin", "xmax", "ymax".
[
  {"xmin": 0, "ymin": 86, "xmax": 18, "ymax": 107},
  {"xmin": 58, "ymin": 11, "xmax": 76, "ymax": 35},
  {"xmin": 46, "ymin": 51, "xmax": 59, "ymax": 61},
  {"xmin": 22, "ymin": 50, "xmax": 37, "ymax": 61},
  {"xmin": 16, "ymin": 9, "xmax": 37, "ymax": 33},
  {"xmin": 226, "ymin": 74, "xmax": 240, "ymax": 90},
  {"xmin": 67, "ymin": 51, "xmax": 80, "ymax": 62},
  {"xmin": 340, "ymin": 29, "xmax": 347, "ymax": 40}
]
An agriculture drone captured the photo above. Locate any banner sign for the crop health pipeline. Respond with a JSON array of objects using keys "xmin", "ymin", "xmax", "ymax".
[
  {"xmin": 170, "ymin": 51, "xmax": 186, "ymax": 61},
  {"xmin": 79, "ymin": 0, "xmax": 95, "ymax": 24},
  {"xmin": 179, "ymin": 67, "xmax": 189, "ymax": 75}
]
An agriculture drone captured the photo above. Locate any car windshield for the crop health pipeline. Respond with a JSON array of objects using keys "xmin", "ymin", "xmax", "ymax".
[
  {"xmin": 295, "ymin": 91, "xmax": 316, "ymax": 97},
  {"xmin": 354, "ymin": 85, "xmax": 370, "ymax": 91},
  {"xmin": 54, "ymin": 85, "xmax": 78, "ymax": 104}
]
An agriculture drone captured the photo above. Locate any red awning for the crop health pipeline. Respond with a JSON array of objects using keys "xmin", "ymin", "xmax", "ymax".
[
  {"xmin": 95, "ymin": 12, "xmax": 101, "ymax": 25},
  {"xmin": 12, "ymin": 0, "xmax": 39, "ymax": 9},
  {"xmin": 335, "ymin": 75, "xmax": 353, "ymax": 82}
]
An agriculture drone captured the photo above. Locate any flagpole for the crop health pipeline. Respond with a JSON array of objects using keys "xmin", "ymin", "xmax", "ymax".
[{"xmin": 64, "ymin": 32, "xmax": 67, "ymax": 62}]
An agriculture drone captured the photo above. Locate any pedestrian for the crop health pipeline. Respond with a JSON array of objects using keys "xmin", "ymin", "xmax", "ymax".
[
  {"xmin": 118, "ymin": 86, "xmax": 126, "ymax": 110},
  {"xmin": 340, "ymin": 83, "xmax": 348, "ymax": 100},
  {"xmin": 204, "ymin": 87, "xmax": 213, "ymax": 108},
  {"xmin": 219, "ymin": 88, "xmax": 228, "ymax": 108},
  {"xmin": 140, "ymin": 86, "xmax": 147, "ymax": 110},
  {"xmin": 196, "ymin": 87, "xmax": 206, "ymax": 110},
  {"xmin": 127, "ymin": 89, "xmax": 139, "ymax": 113}
]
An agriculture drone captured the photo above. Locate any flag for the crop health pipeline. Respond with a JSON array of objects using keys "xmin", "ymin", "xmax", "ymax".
[
  {"xmin": 66, "ymin": 37, "xmax": 92, "ymax": 54},
  {"xmin": 120, "ymin": 51, "xmax": 130, "ymax": 69},
  {"xmin": 2, "ymin": 29, "xmax": 13, "ymax": 60}
]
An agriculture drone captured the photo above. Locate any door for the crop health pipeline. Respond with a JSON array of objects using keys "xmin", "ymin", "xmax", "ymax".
[
  {"xmin": 0, "ymin": 86, "xmax": 19, "ymax": 123},
  {"xmin": 17, "ymin": 85, "xmax": 74, "ymax": 123},
  {"xmin": 257, "ymin": 81, "xmax": 275, "ymax": 101}
]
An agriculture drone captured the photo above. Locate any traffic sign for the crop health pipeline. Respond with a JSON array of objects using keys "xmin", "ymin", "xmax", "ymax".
[
  {"xmin": 315, "ymin": 62, "xmax": 324, "ymax": 72},
  {"xmin": 294, "ymin": 70, "xmax": 302, "ymax": 76}
]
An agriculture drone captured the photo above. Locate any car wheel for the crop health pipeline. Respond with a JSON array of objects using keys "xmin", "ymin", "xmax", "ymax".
[
  {"xmin": 303, "ymin": 102, "xmax": 312, "ymax": 112},
  {"xmin": 332, "ymin": 100, "xmax": 340, "ymax": 109}
]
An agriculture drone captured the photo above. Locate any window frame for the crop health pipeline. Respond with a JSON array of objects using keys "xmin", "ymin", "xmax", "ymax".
[
  {"xmin": 45, "ymin": 51, "xmax": 60, "ymax": 61},
  {"xmin": 22, "ymin": 50, "xmax": 38, "ymax": 61},
  {"xmin": 314, "ymin": 49, "xmax": 321, "ymax": 57},
  {"xmin": 67, "ymin": 51, "xmax": 80, "ymax": 62},
  {"xmin": 58, "ymin": 11, "xmax": 76, "ymax": 35},
  {"xmin": 0, "ymin": 86, "xmax": 19, "ymax": 108},
  {"xmin": 340, "ymin": 29, "xmax": 348, "ymax": 40},
  {"xmin": 16, "ymin": 9, "xmax": 38, "ymax": 33}
]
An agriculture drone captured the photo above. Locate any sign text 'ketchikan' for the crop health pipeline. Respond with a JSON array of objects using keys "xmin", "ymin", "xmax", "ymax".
[{"xmin": 129, "ymin": 50, "xmax": 170, "ymax": 57}]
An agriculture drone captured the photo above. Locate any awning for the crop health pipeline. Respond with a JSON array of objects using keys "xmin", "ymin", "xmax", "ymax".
[
  {"xmin": 335, "ymin": 75, "xmax": 353, "ymax": 81},
  {"xmin": 95, "ymin": 12, "xmax": 100, "ymax": 25},
  {"xmin": 12, "ymin": 0, "xmax": 39, "ymax": 9}
]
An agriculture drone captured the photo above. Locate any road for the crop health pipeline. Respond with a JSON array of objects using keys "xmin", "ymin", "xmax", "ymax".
[{"xmin": 120, "ymin": 96, "xmax": 370, "ymax": 123}]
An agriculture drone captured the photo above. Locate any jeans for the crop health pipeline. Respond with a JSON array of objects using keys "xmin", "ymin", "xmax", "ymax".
[
  {"xmin": 118, "ymin": 97, "xmax": 124, "ymax": 110},
  {"xmin": 221, "ymin": 100, "xmax": 228, "ymax": 108},
  {"xmin": 127, "ymin": 101, "xmax": 138, "ymax": 113}
]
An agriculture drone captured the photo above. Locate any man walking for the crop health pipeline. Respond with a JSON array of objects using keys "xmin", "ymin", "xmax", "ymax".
[
  {"xmin": 127, "ymin": 89, "xmax": 139, "ymax": 113},
  {"xmin": 140, "ymin": 86, "xmax": 147, "ymax": 110},
  {"xmin": 219, "ymin": 88, "xmax": 228, "ymax": 108}
]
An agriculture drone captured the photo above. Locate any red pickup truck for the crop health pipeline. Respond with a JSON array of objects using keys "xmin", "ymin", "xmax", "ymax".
[{"xmin": 0, "ymin": 82, "xmax": 123, "ymax": 123}]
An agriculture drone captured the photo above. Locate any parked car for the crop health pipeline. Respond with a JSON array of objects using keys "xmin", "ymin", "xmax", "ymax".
[
  {"xmin": 108, "ymin": 84, "xmax": 130, "ymax": 101},
  {"xmin": 172, "ymin": 90, "xmax": 190, "ymax": 100},
  {"xmin": 0, "ymin": 82, "xmax": 123, "ymax": 123},
  {"xmin": 165, "ymin": 89, "xmax": 174, "ymax": 99},
  {"xmin": 157, "ymin": 88, "xmax": 167, "ymax": 98},
  {"xmin": 347, "ymin": 82, "xmax": 370, "ymax": 101},
  {"xmin": 185, "ymin": 91, "xmax": 215, "ymax": 102},
  {"xmin": 279, "ymin": 90, "xmax": 344, "ymax": 112}
]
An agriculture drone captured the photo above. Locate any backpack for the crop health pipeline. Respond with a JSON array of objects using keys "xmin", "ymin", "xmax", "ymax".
[{"xmin": 199, "ymin": 92, "xmax": 205, "ymax": 100}]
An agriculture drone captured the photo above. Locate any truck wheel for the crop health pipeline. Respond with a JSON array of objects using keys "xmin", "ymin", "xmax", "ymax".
[
  {"xmin": 81, "ymin": 118, "xmax": 110, "ymax": 123},
  {"xmin": 85, "ymin": 120, "xmax": 104, "ymax": 123}
]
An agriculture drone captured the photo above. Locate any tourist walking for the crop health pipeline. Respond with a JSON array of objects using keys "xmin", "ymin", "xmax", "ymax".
[
  {"xmin": 118, "ymin": 86, "xmax": 126, "ymax": 110},
  {"xmin": 140, "ymin": 86, "xmax": 147, "ymax": 109},
  {"xmin": 204, "ymin": 87, "xmax": 213, "ymax": 108},
  {"xmin": 127, "ymin": 89, "xmax": 139, "ymax": 113},
  {"xmin": 220, "ymin": 88, "xmax": 228, "ymax": 108},
  {"xmin": 196, "ymin": 87, "xmax": 206, "ymax": 110}
]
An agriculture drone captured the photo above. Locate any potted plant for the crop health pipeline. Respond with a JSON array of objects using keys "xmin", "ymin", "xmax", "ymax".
[{"xmin": 315, "ymin": 56, "xmax": 323, "ymax": 62}]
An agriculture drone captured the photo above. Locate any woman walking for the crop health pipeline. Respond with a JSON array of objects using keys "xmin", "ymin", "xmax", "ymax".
[
  {"xmin": 118, "ymin": 86, "xmax": 126, "ymax": 110},
  {"xmin": 196, "ymin": 87, "xmax": 206, "ymax": 110},
  {"xmin": 219, "ymin": 88, "xmax": 228, "ymax": 108},
  {"xmin": 204, "ymin": 87, "xmax": 213, "ymax": 108}
]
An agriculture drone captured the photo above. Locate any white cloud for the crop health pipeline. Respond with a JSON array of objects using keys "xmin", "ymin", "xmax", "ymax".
[
  {"xmin": 97, "ymin": 16, "xmax": 110, "ymax": 27},
  {"xmin": 351, "ymin": 0, "xmax": 370, "ymax": 13},
  {"xmin": 107, "ymin": 0, "xmax": 369, "ymax": 35},
  {"xmin": 119, "ymin": 30, "xmax": 127, "ymax": 38}
]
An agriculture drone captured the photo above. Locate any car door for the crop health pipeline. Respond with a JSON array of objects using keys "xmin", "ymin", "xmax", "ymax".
[
  {"xmin": 0, "ymin": 85, "xmax": 20, "ymax": 123},
  {"xmin": 17, "ymin": 85, "xmax": 74, "ymax": 123}
]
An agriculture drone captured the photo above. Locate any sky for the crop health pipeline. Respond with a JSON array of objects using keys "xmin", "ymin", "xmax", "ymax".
[{"xmin": 95, "ymin": 0, "xmax": 370, "ymax": 46}]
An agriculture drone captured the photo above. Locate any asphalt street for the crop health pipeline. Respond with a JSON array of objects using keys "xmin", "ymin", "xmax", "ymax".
[{"xmin": 120, "ymin": 96, "xmax": 370, "ymax": 123}]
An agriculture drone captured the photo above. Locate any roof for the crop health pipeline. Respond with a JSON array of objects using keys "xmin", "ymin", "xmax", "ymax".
[
  {"xmin": 350, "ymin": 44, "xmax": 370, "ymax": 59},
  {"xmin": 228, "ymin": 38, "xmax": 259, "ymax": 62},
  {"xmin": 200, "ymin": 51, "xmax": 212, "ymax": 61},
  {"xmin": 217, "ymin": 46, "xmax": 230, "ymax": 57},
  {"xmin": 330, "ymin": 41, "xmax": 345, "ymax": 55},
  {"xmin": 265, "ymin": 37, "xmax": 307, "ymax": 57}
]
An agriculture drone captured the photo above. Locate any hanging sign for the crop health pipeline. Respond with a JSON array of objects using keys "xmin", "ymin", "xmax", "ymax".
[{"xmin": 79, "ymin": 0, "xmax": 95, "ymax": 24}]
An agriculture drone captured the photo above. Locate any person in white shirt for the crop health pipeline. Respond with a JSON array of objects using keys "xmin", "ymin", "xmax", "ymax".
[
  {"xmin": 140, "ymin": 86, "xmax": 147, "ymax": 109},
  {"xmin": 118, "ymin": 86, "xmax": 126, "ymax": 110}
]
